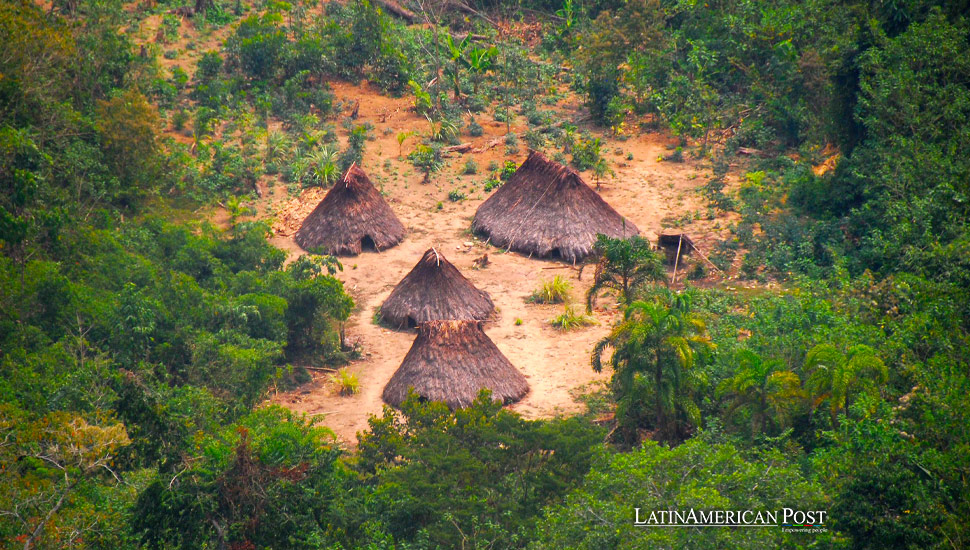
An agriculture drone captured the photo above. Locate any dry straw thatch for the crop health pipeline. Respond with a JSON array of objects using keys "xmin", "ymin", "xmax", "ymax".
[
  {"xmin": 381, "ymin": 248, "xmax": 494, "ymax": 329},
  {"xmin": 472, "ymin": 151, "xmax": 639, "ymax": 262},
  {"xmin": 382, "ymin": 320, "xmax": 529, "ymax": 409},
  {"xmin": 294, "ymin": 163, "xmax": 405, "ymax": 255}
]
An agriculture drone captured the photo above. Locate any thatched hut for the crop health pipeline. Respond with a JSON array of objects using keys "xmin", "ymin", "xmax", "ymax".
[
  {"xmin": 381, "ymin": 248, "xmax": 494, "ymax": 329},
  {"xmin": 472, "ymin": 151, "xmax": 639, "ymax": 262},
  {"xmin": 382, "ymin": 320, "xmax": 529, "ymax": 409},
  {"xmin": 657, "ymin": 232, "xmax": 695, "ymax": 264},
  {"xmin": 294, "ymin": 164, "xmax": 405, "ymax": 255}
]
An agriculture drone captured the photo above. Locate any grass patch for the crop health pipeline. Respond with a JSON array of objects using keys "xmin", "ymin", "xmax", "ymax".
[
  {"xmin": 331, "ymin": 367, "xmax": 360, "ymax": 396},
  {"xmin": 528, "ymin": 275, "xmax": 572, "ymax": 304},
  {"xmin": 549, "ymin": 306, "xmax": 597, "ymax": 331}
]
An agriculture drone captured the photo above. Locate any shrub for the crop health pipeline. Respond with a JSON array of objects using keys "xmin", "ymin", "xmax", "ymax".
[
  {"xmin": 448, "ymin": 189, "xmax": 466, "ymax": 202},
  {"xmin": 331, "ymin": 368, "xmax": 360, "ymax": 396},
  {"xmin": 688, "ymin": 263, "xmax": 708, "ymax": 280},
  {"xmin": 523, "ymin": 129, "xmax": 546, "ymax": 150},
  {"xmin": 571, "ymin": 135, "xmax": 602, "ymax": 171},
  {"xmin": 528, "ymin": 276, "xmax": 572, "ymax": 304},
  {"xmin": 661, "ymin": 146, "xmax": 685, "ymax": 162},
  {"xmin": 408, "ymin": 144, "xmax": 443, "ymax": 183},
  {"xmin": 550, "ymin": 306, "xmax": 597, "ymax": 331},
  {"xmin": 468, "ymin": 118, "xmax": 484, "ymax": 137},
  {"xmin": 500, "ymin": 160, "xmax": 517, "ymax": 180},
  {"xmin": 171, "ymin": 109, "xmax": 189, "ymax": 131},
  {"xmin": 484, "ymin": 178, "xmax": 502, "ymax": 192},
  {"xmin": 463, "ymin": 159, "xmax": 478, "ymax": 174}
]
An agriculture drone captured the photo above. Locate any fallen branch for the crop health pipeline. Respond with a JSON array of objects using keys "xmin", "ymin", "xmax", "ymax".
[
  {"xmin": 304, "ymin": 366, "xmax": 339, "ymax": 373},
  {"xmin": 442, "ymin": 142, "xmax": 473, "ymax": 153},
  {"xmin": 374, "ymin": 0, "xmax": 416, "ymax": 22}
]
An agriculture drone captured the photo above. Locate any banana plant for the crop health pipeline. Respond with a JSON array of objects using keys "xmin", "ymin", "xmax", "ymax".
[
  {"xmin": 463, "ymin": 45, "xmax": 498, "ymax": 96},
  {"xmin": 443, "ymin": 34, "xmax": 470, "ymax": 99}
]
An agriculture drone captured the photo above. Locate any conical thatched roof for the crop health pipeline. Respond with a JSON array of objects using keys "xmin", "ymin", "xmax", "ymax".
[
  {"xmin": 294, "ymin": 164, "xmax": 405, "ymax": 255},
  {"xmin": 382, "ymin": 320, "xmax": 529, "ymax": 409},
  {"xmin": 472, "ymin": 151, "xmax": 639, "ymax": 262},
  {"xmin": 381, "ymin": 248, "xmax": 494, "ymax": 329}
]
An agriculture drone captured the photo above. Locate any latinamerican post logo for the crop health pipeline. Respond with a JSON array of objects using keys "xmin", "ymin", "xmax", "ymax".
[{"xmin": 634, "ymin": 508, "xmax": 828, "ymax": 533}]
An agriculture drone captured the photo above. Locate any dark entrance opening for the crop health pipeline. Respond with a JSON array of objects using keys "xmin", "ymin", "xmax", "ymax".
[
  {"xmin": 406, "ymin": 316, "xmax": 418, "ymax": 329},
  {"xmin": 361, "ymin": 235, "xmax": 377, "ymax": 251},
  {"xmin": 548, "ymin": 248, "xmax": 562, "ymax": 260}
]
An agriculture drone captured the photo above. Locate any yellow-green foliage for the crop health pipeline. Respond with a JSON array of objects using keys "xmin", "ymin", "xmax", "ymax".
[
  {"xmin": 332, "ymin": 367, "xmax": 361, "ymax": 396},
  {"xmin": 550, "ymin": 306, "xmax": 597, "ymax": 331},
  {"xmin": 529, "ymin": 275, "xmax": 572, "ymax": 304}
]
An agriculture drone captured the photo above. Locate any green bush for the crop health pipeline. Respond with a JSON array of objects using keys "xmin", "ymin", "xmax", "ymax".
[
  {"xmin": 528, "ymin": 276, "xmax": 572, "ymax": 304},
  {"xmin": 550, "ymin": 306, "xmax": 597, "ymax": 331}
]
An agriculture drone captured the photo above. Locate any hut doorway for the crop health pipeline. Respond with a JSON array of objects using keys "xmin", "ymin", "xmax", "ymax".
[
  {"xmin": 406, "ymin": 316, "xmax": 418, "ymax": 329},
  {"xmin": 360, "ymin": 235, "xmax": 377, "ymax": 251},
  {"xmin": 548, "ymin": 248, "xmax": 562, "ymax": 260}
]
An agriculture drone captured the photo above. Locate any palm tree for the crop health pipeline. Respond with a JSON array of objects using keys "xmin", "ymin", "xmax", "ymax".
[
  {"xmin": 803, "ymin": 344, "xmax": 888, "ymax": 427},
  {"xmin": 586, "ymin": 235, "xmax": 666, "ymax": 312},
  {"xmin": 717, "ymin": 349, "xmax": 804, "ymax": 436},
  {"xmin": 592, "ymin": 290, "xmax": 713, "ymax": 444}
]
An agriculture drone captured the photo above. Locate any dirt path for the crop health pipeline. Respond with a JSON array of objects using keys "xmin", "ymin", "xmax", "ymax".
[{"xmin": 235, "ymin": 81, "xmax": 732, "ymax": 445}]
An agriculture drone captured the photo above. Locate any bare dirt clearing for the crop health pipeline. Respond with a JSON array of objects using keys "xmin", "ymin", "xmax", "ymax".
[{"xmin": 209, "ymin": 80, "xmax": 735, "ymax": 444}]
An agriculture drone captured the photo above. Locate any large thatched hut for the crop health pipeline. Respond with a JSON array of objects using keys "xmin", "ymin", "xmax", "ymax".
[
  {"xmin": 382, "ymin": 320, "xmax": 529, "ymax": 409},
  {"xmin": 381, "ymin": 248, "xmax": 494, "ymax": 329},
  {"xmin": 472, "ymin": 151, "xmax": 638, "ymax": 262},
  {"xmin": 294, "ymin": 164, "xmax": 405, "ymax": 255}
]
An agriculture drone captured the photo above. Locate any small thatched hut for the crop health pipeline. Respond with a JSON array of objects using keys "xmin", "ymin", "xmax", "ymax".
[
  {"xmin": 294, "ymin": 164, "xmax": 405, "ymax": 255},
  {"xmin": 381, "ymin": 248, "xmax": 494, "ymax": 329},
  {"xmin": 472, "ymin": 151, "xmax": 639, "ymax": 262},
  {"xmin": 657, "ymin": 232, "xmax": 695, "ymax": 264},
  {"xmin": 382, "ymin": 320, "xmax": 529, "ymax": 409}
]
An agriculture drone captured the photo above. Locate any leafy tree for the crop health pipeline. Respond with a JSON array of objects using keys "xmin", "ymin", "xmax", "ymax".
[
  {"xmin": 408, "ymin": 144, "xmax": 442, "ymax": 183},
  {"xmin": 592, "ymin": 290, "xmax": 713, "ymax": 444},
  {"xmin": 0, "ymin": 408, "xmax": 132, "ymax": 549},
  {"xmin": 132, "ymin": 406, "xmax": 346, "ymax": 550},
  {"xmin": 585, "ymin": 235, "xmax": 665, "ymax": 312},
  {"xmin": 355, "ymin": 391, "xmax": 604, "ymax": 549},
  {"xmin": 532, "ymin": 437, "xmax": 828, "ymax": 549}
]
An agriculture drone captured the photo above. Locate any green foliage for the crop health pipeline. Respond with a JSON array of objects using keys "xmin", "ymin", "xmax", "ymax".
[
  {"xmin": 592, "ymin": 290, "xmax": 713, "ymax": 444},
  {"xmin": 528, "ymin": 275, "xmax": 572, "ymax": 304},
  {"xmin": 586, "ymin": 235, "xmax": 666, "ymax": 312},
  {"xmin": 570, "ymin": 135, "xmax": 602, "ymax": 171},
  {"xmin": 803, "ymin": 343, "xmax": 887, "ymax": 427},
  {"xmin": 132, "ymin": 406, "xmax": 344, "ymax": 550},
  {"xmin": 468, "ymin": 117, "xmax": 484, "ymax": 137},
  {"xmin": 534, "ymin": 437, "xmax": 827, "ymax": 549},
  {"xmin": 500, "ymin": 159, "xmax": 518, "ymax": 180},
  {"xmin": 408, "ymin": 144, "xmax": 442, "ymax": 183},
  {"xmin": 716, "ymin": 349, "xmax": 804, "ymax": 437},
  {"xmin": 331, "ymin": 367, "xmax": 360, "ymax": 396},
  {"xmin": 447, "ymin": 189, "xmax": 466, "ymax": 202},
  {"xmin": 550, "ymin": 306, "xmax": 597, "ymax": 331},
  {"xmin": 462, "ymin": 158, "xmax": 478, "ymax": 174},
  {"xmin": 354, "ymin": 392, "xmax": 604, "ymax": 548}
]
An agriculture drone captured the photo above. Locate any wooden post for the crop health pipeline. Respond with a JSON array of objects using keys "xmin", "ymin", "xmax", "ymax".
[{"xmin": 671, "ymin": 235, "xmax": 683, "ymax": 285}]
